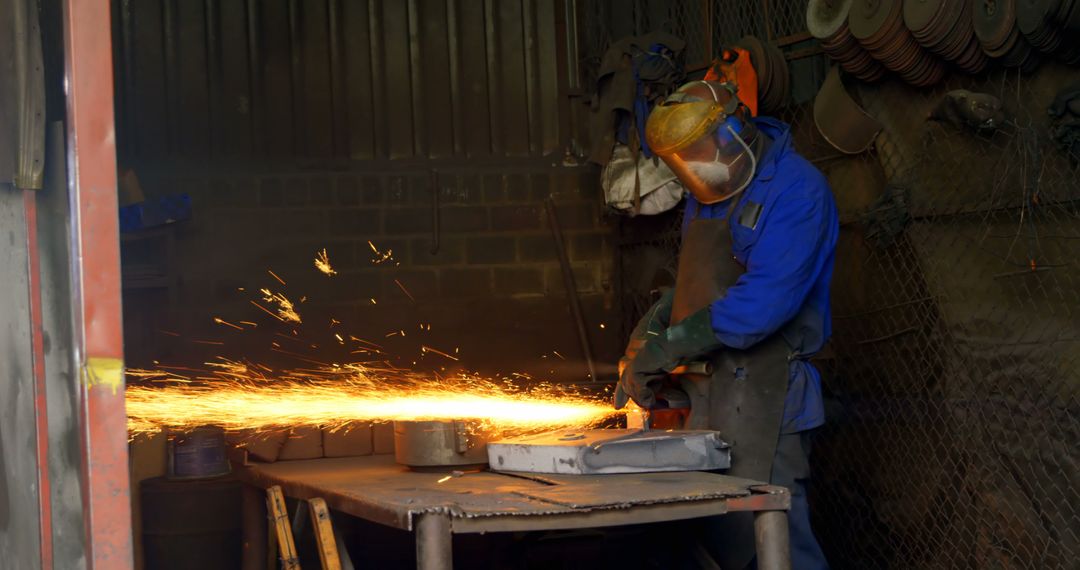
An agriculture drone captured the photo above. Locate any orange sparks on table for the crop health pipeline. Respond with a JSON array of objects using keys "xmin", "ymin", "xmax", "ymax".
[
  {"xmin": 260, "ymin": 288, "xmax": 301, "ymax": 323},
  {"xmin": 394, "ymin": 279, "xmax": 415, "ymax": 301},
  {"xmin": 158, "ymin": 330, "xmax": 181, "ymax": 337},
  {"xmin": 370, "ymin": 298, "xmax": 377, "ymax": 305},
  {"xmin": 239, "ymin": 321, "xmax": 258, "ymax": 328},
  {"xmin": 125, "ymin": 362, "xmax": 618, "ymax": 436},
  {"xmin": 214, "ymin": 317, "xmax": 244, "ymax": 331},
  {"xmin": 268, "ymin": 269, "xmax": 287, "ymax": 286},
  {"xmin": 335, "ymin": 334, "xmax": 345, "ymax": 344},
  {"xmin": 315, "ymin": 248, "xmax": 337, "ymax": 276},
  {"xmin": 330, "ymin": 318, "xmax": 341, "ymax": 327}
]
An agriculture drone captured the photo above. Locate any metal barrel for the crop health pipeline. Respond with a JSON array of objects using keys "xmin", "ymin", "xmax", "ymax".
[
  {"xmin": 141, "ymin": 476, "xmax": 242, "ymax": 570},
  {"xmin": 167, "ymin": 426, "xmax": 231, "ymax": 480}
]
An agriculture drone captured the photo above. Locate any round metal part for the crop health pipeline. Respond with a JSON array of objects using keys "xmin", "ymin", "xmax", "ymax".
[
  {"xmin": 850, "ymin": 0, "xmax": 899, "ymax": 40},
  {"xmin": 808, "ymin": 0, "xmax": 854, "ymax": 39},
  {"xmin": 814, "ymin": 66, "xmax": 883, "ymax": 154},
  {"xmin": 974, "ymin": 0, "xmax": 1020, "ymax": 54},
  {"xmin": 393, "ymin": 419, "xmax": 493, "ymax": 470}
]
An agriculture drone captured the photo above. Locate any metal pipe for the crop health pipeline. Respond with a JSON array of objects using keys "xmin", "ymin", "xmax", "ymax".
[
  {"xmin": 415, "ymin": 513, "xmax": 453, "ymax": 570},
  {"xmin": 546, "ymin": 196, "xmax": 597, "ymax": 382},
  {"xmin": 753, "ymin": 510, "xmax": 792, "ymax": 570}
]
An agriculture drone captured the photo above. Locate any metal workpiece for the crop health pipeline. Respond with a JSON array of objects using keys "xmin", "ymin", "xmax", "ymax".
[
  {"xmin": 486, "ymin": 429, "xmax": 731, "ymax": 475},
  {"xmin": 393, "ymin": 420, "xmax": 494, "ymax": 469}
]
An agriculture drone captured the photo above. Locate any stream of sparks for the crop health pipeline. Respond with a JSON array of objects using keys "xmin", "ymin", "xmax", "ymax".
[{"xmin": 126, "ymin": 362, "xmax": 617, "ymax": 436}]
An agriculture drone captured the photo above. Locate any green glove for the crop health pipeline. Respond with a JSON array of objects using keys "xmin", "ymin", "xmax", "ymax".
[
  {"xmin": 614, "ymin": 307, "xmax": 721, "ymax": 409},
  {"xmin": 615, "ymin": 289, "xmax": 675, "ymax": 409}
]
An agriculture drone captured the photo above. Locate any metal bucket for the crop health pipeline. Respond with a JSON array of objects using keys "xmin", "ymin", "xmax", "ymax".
[
  {"xmin": 167, "ymin": 426, "xmax": 231, "ymax": 480},
  {"xmin": 393, "ymin": 419, "xmax": 493, "ymax": 470}
]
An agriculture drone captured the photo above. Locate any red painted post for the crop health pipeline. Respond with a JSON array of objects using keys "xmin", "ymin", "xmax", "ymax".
[{"xmin": 61, "ymin": 0, "xmax": 134, "ymax": 567}]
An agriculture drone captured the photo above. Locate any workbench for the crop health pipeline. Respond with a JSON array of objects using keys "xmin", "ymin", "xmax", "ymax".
[{"xmin": 235, "ymin": 455, "xmax": 791, "ymax": 570}]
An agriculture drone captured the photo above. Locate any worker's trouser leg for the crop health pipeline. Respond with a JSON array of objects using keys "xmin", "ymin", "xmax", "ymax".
[
  {"xmin": 692, "ymin": 431, "xmax": 829, "ymax": 569},
  {"xmin": 770, "ymin": 431, "xmax": 829, "ymax": 570}
]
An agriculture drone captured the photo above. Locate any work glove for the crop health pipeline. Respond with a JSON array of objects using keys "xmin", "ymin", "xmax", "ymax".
[
  {"xmin": 615, "ymin": 289, "xmax": 675, "ymax": 408},
  {"xmin": 614, "ymin": 307, "xmax": 721, "ymax": 409}
]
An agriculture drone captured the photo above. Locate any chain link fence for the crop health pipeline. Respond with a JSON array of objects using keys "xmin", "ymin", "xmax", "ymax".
[{"xmin": 583, "ymin": 1, "xmax": 1080, "ymax": 567}]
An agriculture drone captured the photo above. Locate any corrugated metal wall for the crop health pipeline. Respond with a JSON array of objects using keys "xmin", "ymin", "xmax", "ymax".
[{"xmin": 113, "ymin": 0, "xmax": 574, "ymax": 162}]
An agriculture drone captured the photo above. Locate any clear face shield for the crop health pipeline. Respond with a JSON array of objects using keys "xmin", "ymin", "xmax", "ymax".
[{"xmin": 646, "ymin": 81, "xmax": 759, "ymax": 205}]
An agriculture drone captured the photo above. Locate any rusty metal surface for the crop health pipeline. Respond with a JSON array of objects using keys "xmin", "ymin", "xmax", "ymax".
[
  {"xmin": 0, "ymin": 186, "xmax": 45, "ymax": 569},
  {"xmin": 62, "ymin": 0, "xmax": 134, "ymax": 566},
  {"xmin": 234, "ymin": 454, "xmax": 778, "ymax": 534},
  {"xmin": 813, "ymin": 65, "xmax": 882, "ymax": 154}
]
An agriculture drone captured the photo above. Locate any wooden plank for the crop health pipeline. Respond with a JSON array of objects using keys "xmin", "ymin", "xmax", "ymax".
[
  {"xmin": 308, "ymin": 498, "xmax": 343, "ymax": 570},
  {"xmin": 259, "ymin": 0, "xmax": 295, "ymax": 158},
  {"xmin": 457, "ymin": 0, "xmax": 491, "ymax": 156},
  {"xmin": 418, "ymin": 0, "xmax": 454, "ymax": 158},
  {"xmin": 219, "ymin": 0, "xmax": 253, "ymax": 157},
  {"xmin": 327, "ymin": 0, "xmax": 348, "ymax": 157},
  {"xmin": 535, "ymin": 0, "xmax": 560, "ymax": 154},
  {"xmin": 175, "ymin": 0, "xmax": 210, "ymax": 158},
  {"xmin": 522, "ymin": 0, "xmax": 542, "ymax": 155},
  {"xmin": 483, "ymin": 0, "xmax": 502, "ymax": 154},
  {"xmin": 267, "ymin": 485, "xmax": 301, "ymax": 570},
  {"xmin": 343, "ymin": 0, "xmax": 375, "ymax": 159},
  {"xmin": 496, "ymin": 0, "xmax": 530, "ymax": 156},
  {"xmin": 381, "ymin": 0, "xmax": 415, "ymax": 158},
  {"xmin": 407, "ymin": 0, "xmax": 426, "ymax": 157},
  {"xmin": 129, "ymin": 0, "xmax": 169, "ymax": 158},
  {"xmin": 301, "ymin": 0, "xmax": 333, "ymax": 157}
]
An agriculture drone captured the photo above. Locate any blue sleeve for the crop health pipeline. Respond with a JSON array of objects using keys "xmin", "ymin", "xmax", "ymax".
[{"xmin": 709, "ymin": 183, "xmax": 831, "ymax": 349}]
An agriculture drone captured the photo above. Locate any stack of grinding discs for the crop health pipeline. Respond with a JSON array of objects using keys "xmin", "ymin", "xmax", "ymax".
[
  {"xmin": 850, "ymin": 0, "xmax": 947, "ymax": 86},
  {"xmin": 904, "ymin": 0, "xmax": 989, "ymax": 73},
  {"xmin": 1017, "ymin": 0, "xmax": 1064, "ymax": 54},
  {"xmin": 808, "ymin": 0, "xmax": 887, "ymax": 81},
  {"xmin": 737, "ymin": 35, "xmax": 792, "ymax": 113},
  {"xmin": 1051, "ymin": 0, "xmax": 1080, "ymax": 62},
  {"xmin": 1053, "ymin": 0, "xmax": 1080, "ymax": 33},
  {"xmin": 973, "ymin": 0, "xmax": 1041, "ymax": 71}
]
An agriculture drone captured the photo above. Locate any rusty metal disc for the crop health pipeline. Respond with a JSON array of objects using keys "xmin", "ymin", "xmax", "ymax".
[
  {"xmin": 850, "ymin": 0, "xmax": 901, "ymax": 40},
  {"xmin": 809, "ymin": 0, "xmax": 855, "ymax": 39},
  {"xmin": 904, "ymin": 0, "xmax": 942, "ymax": 34},
  {"xmin": 974, "ymin": 0, "xmax": 1019, "ymax": 52}
]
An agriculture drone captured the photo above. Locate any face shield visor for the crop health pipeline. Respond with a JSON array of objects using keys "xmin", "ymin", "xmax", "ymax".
[{"xmin": 645, "ymin": 81, "xmax": 758, "ymax": 205}]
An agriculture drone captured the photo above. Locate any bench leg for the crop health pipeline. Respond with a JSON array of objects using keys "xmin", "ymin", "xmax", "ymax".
[
  {"xmin": 415, "ymin": 513, "xmax": 452, "ymax": 570},
  {"xmin": 753, "ymin": 510, "xmax": 791, "ymax": 570},
  {"xmin": 241, "ymin": 484, "xmax": 269, "ymax": 570}
]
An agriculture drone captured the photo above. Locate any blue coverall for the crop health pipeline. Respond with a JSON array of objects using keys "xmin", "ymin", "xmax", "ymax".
[{"xmin": 683, "ymin": 117, "xmax": 837, "ymax": 569}]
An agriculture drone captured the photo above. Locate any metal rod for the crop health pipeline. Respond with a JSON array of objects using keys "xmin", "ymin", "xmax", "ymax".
[
  {"xmin": 415, "ymin": 513, "xmax": 453, "ymax": 570},
  {"xmin": 546, "ymin": 196, "xmax": 597, "ymax": 382},
  {"xmin": 753, "ymin": 510, "xmax": 792, "ymax": 570},
  {"xmin": 430, "ymin": 170, "xmax": 440, "ymax": 254}
]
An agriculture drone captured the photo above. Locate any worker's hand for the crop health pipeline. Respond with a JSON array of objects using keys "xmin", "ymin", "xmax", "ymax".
[
  {"xmin": 623, "ymin": 288, "xmax": 676, "ymax": 361},
  {"xmin": 614, "ymin": 307, "xmax": 721, "ymax": 410}
]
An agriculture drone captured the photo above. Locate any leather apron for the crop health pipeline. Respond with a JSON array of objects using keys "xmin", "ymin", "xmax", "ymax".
[{"xmin": 670, "ymin": 215, "xmax": 793, "ymax": 569}]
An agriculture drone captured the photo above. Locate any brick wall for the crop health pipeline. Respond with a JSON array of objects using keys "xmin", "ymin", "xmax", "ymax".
[{"xmin": 121, "ymin": 162, "xmax": 622, "ymax": 383}]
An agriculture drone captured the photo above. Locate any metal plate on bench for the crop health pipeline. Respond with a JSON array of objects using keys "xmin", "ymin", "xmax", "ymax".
[{"xmin": 487, "ymin": 429, "xmax": 731, "ymax": 475}]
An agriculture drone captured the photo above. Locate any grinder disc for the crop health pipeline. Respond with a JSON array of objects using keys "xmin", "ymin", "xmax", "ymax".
[
  {"xmin": 850, "ymin": 0, "xmax": 899, "ymax": 40},
  {"xmin": 808, "ymin": 0, "xmax": 855, "ymax": 38}
]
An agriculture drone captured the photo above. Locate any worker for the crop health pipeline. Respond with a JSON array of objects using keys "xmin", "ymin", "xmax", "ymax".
[{"xmin": 615, "ymin": 79, "xmax": 837, "ymax": 569}]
